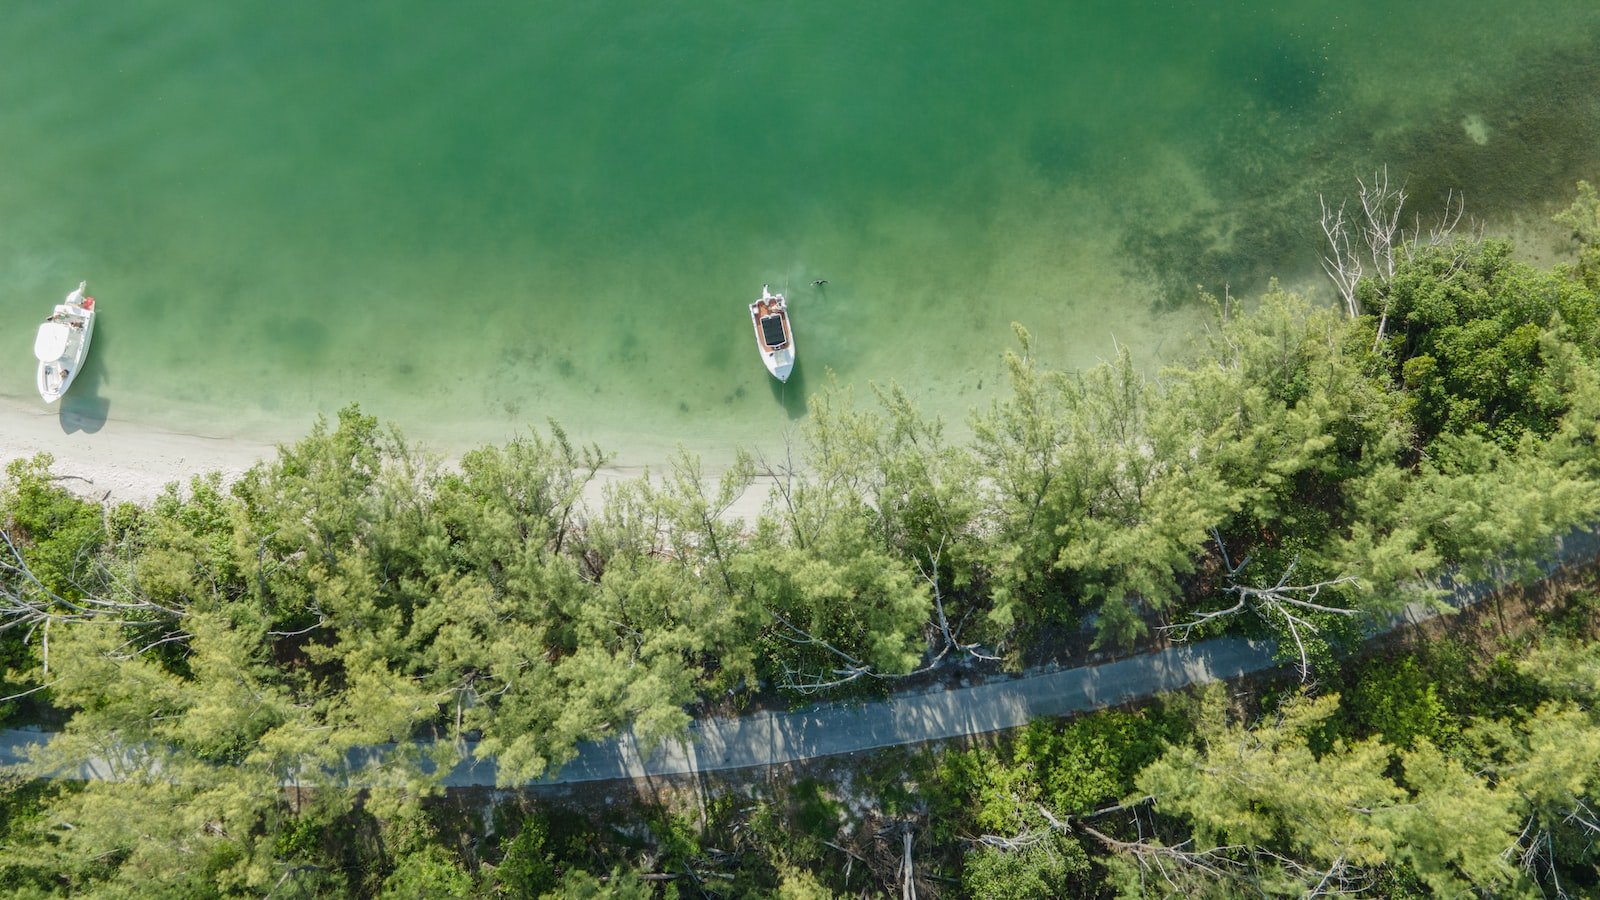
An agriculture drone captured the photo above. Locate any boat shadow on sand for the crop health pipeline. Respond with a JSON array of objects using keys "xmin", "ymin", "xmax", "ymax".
[
  {"xmin": 58, "ymin": 320, "xmax": 109, "ymax": 434},
  {"xmin": 769, "ymin": 363, "xmax": 807, "ymax": 421}
]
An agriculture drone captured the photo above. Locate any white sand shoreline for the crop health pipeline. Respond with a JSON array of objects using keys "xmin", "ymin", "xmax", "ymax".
[
  {"xmin": 0, "ymin": 398, "xmax": 775, "ymax": 522},
  {"xmin": 0, "ymin": 398, "xmax": 273, "ymax": 505}
]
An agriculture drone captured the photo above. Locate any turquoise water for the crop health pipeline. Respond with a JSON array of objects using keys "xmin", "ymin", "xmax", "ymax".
[{"xmin": 4, "ymin": 2, "xmax": 1600, "ymax": 464}]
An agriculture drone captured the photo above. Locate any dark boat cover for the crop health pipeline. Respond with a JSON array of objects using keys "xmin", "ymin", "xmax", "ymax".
[{"xmin": 761, "ymin": 314, "xmax": 787, "ymax": 348}]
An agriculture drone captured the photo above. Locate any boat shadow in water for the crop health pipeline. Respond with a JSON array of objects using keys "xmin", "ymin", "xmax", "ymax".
[
  {"xmin": 769, "ymin": 363, "xmax": 807, "ymax": 421},
  {"xmin": 59, "ymin": 321, "xmax": 110, "ymax": 434}
]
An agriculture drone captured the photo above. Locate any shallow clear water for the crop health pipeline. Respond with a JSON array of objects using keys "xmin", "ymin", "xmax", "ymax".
[{"xmin": 4, "ymin": 2, "xmax": 1600, "ymax": 464}]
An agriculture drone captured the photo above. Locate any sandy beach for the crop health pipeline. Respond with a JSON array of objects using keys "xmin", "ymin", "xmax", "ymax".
[
  {"xmin": 0, "ymin": 397, "xmax": 273, "ymax": 505},
  {"xmin": 0, "ymin": 397, "xmax": 777, "ymax": 523}
]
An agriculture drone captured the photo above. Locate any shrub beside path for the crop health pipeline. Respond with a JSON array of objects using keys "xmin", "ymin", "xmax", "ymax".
[{"xmin": 3, "ymin": 529, "xmax": 1595, "ymax": 787}]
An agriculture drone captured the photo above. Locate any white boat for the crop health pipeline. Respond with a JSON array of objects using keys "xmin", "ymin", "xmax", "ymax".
[
  {"xmin": 749, "ymin": 284, "xmax": 795, "ymax": 382},
  {"xmin": 34, "ymin": 281, "xmax": 96, "ymax": 403}
]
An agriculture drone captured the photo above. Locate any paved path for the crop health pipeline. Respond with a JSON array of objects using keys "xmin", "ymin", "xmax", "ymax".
[
  {"xmin": 438, "ymin": 635, "xmax": 1279, "ymax": 787},
  {"xmin": 4, "ymin": 528, "xmax": 1595, "ymax": 787},
  {"xmin": 0, "ymin": 636, "xmax": 1284, "ymax": 788}
]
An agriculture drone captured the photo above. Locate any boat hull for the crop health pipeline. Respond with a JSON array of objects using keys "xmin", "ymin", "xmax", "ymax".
[
  {"xmin": 763, "ymin": 347, "xmax": 795, "ymax": 382},
  {"xmin": 35, "ymin": 283, "xmax": 95, "ymax": 403},
  {"xmin": 750, "ymin": 286, "xmax": 796, "ymax": 382}
]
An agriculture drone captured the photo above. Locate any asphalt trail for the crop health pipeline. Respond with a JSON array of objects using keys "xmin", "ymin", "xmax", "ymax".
[{"xmin": 4, "ymin": 529, "xmax": 1594, "ymax": 787}]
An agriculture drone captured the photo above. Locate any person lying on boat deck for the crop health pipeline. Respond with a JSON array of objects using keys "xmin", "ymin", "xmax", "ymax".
[{"xmin": 46, "ymin": 313, "xmax": 63, "ymax": 323}]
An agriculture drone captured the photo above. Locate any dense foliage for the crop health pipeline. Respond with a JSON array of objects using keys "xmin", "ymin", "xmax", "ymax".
[{"xmin": 3, "ymin": 189, "xmax": 1600, "ymax": 895}]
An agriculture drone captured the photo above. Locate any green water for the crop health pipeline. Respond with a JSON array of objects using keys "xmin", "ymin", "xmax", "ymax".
[{"xmin": 5, "ymin": 2, "xmax": 1600, "ymax": 464}]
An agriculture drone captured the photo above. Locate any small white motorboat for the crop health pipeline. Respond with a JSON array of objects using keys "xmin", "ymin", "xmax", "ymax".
[
  {"xmin": 749, "ymin": 284, "xmax": 795, "ymax": 382},
  {"xmin": 34, "ymin": 281, "xmax": 96, "ymax": 403}
]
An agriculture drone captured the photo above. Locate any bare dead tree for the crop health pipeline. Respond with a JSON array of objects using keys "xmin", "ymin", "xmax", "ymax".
[
  {"xmin": 0, "ymin": 530, "xmax": 187, "ymax": 670},
  {"xmin": 980, "ymin": 796, "xmax": 1254, "ymax": 893},
  {"xmin": 0, "ymin": 528, "xmax": 191, "ymax": 709},
  {"xmin": 265, "ymin": 603, "xmax": 328, "ymax": 638},
  {"xmin": 1506, "ymin": 816, "xmax": 1553, "ymax": 896},
  {"xmin": 1358, "ymin": 169, "xmax": 1406, "ymax": 285},
  {"xmin": 1423, "ymin": 188, "xmax": 1468, "ymax": 249},
  {"xmin": 1095, "ymin": 808, "xmax": 1365, "ymax": 896},
  {"xmin": 1162, "ymin": 530, "xmax": 1359, "ymax": 681},
  {"xmin": 873, "ymin": 821, "xmax": 919, "ymax": 900},
  {"xmin": 971, "ymin": 800, "xmax": 1088, "ymax": 857},
  {"xmin": 1319, "ymin": 169, "xmax": 1470, "ymax": 348},
  {"xmin": 900, "ymin": 826, "xmax": 916, "ymax": 900},
  {"xmin": 1372, "ymin": 185, "xmax": 1473, "ymax": 348},
  {"xmin": 1508, "ymin": 815, "xmax": 1575, "ymax": 900},
  {"xmin": 914, "ymin": 539, "xmax": 1001, "ymax": 668},
  {"xmin": 974, "ymin": 828, "xmax": 1051, "ymax": 853},
  {"xmin": 1080, "ymin": 821, "xmax": 1253, "ymax": 889},
  {"xmin": 768, "ymin": 606, "xmax": 883, "ymax": 694},
  {"xmin": 1320, "ymin": 170, "xmax": 1405, "ymax": 320},
  {"xmin": 822, "ymin": 839, "xmax": 869, "ymax": 886},
  {"xmin": 1320, "ymin": 195, "xmax": 1366, "ymax": 319},
  {"xmin": 767, "ymin": 540, "xmax": 999, "ymax": 695},
  {"xmin": 1505, "ymin": 801, "xmax": 1600, "ymax": 898},
  {"xmin": 0, "ymin": 675, "xmax": 63, "ymax": 705},
  {"xmin": 977, "ymin": 797, "xmax": 1372, "ymax": 897},
  {"xmin": 1302, "ymin": 852, "xmax": 1360, "ymax": 898},
  {"xmin": 1563, "ymin": 799, "xmax": 1600, "ymax": 838}
]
